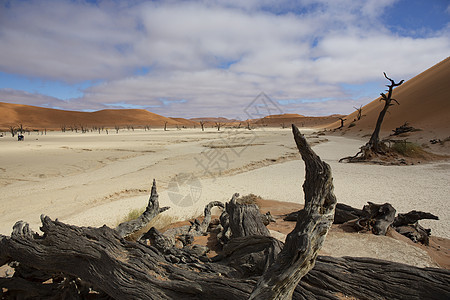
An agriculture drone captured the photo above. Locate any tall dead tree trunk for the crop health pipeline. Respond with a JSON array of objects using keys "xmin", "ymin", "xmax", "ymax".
[
  {"xmin": 199, "ymin": 121, "xmax": 205, "ymax": 131},
  {"xmin": 368, "ymin": 72, "xmax": 404, "ymax": 152},
  {"xmin": 337, "ymin": 117, "xmax": 346, "ymax": 129},
  {"xmin": 250, "ymin": 124, "xmax": 337, "ymax": 299},
  {"xmin": 340, "ymin": 73, "xmax": 404, "ymax": 162},
  {"xmin": 353, "ymin": 105, "xmax": 363, "ymax": 120}
]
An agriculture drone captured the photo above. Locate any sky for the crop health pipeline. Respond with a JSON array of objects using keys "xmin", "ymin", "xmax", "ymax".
[{"xmin": 0, "ymin": 0, "xmax": 449, "ymax": 119}]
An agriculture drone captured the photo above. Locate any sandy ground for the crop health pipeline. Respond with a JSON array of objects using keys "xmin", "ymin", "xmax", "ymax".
[{"xmin": 0, "ymin": 128, "xmax": 449, "ymax": 267}]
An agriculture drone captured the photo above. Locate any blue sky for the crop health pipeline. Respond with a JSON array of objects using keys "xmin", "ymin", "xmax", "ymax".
[{"xmin": 0, "ymin": 0, "xmax": 449, "ymax": 118}]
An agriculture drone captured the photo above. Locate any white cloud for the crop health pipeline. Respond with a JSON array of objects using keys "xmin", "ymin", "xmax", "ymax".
[{"xmin": 0, "ymin": 0, "xmax": 448, "ymax": 118}]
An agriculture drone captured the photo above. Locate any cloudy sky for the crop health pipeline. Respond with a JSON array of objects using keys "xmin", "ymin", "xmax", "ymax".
[{"xmin": 0, "ymin": 0, "xmax": 449, "ymax": 119}]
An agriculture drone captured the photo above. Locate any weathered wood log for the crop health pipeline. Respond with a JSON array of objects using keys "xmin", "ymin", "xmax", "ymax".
[
  {"xmin": 392, "ymin": 210, "xmax": 439, "ymax": 245},
  {"xmin": 2, "ymin": 217, "xmax": 450, "ymax": 300},
  {"xmin": 284, "ymin": 203, "xmax": 363, "ymax": 224},
  {"xmin": 354, "ymin": 202, "xmax": 396, "ymax": 235},
  {"xmin": 393, "ymin": 210, "xmax": 439, "ymax": 227},
  {"xmin": 115, "ymin": 179, "xmax": 169, "ymax": 238},
  {"xmin": 333, "ymin": 203, "xmax": 363, "ymax": 224},
  {"xmin": 392, "ymin": 122, "xmax": 417, "ymax": 135},
  {"xmin": 249, "ymin": 124, "xmax": 337, "ymax": 299},
  {"xmin": 226, "ymin": 194, "xmax": 271, "ymax": 239},
  {"xmin": 297, "ymin": 256, "xmax": 450, "ymax": 300},
  {"xmin": 152, "ymin": 200, "xmax": 225, "ymax": 248}
]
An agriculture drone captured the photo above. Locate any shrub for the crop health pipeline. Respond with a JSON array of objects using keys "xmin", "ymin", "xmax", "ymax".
[
  {"xmin": 391, "ymin": 141, "xmax": 426, "ymax": 158},
  {"xmin": 122, "ymin": 207, "xmax": 145, "ymax": 223},
  {"xmin": 238, "ymin": 193, "xmax": 262, "ymax": 205}
]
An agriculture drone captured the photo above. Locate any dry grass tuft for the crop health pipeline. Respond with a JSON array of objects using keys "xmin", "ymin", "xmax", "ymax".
[
  {"xmin": 238, "ymin": 193, "xmax": 263, "ymax": 205},
  {"xmin": 390, "ymin": 141, "xmax": 427, "ymax": 158}
]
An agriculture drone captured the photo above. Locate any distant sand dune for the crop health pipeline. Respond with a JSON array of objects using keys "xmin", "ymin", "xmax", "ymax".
[{"xmin": 328, "ymin": 57, "xmax": 450, "ymax": 143}]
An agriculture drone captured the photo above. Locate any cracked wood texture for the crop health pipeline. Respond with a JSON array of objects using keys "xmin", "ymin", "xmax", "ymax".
[{"xmin": 249, "ymin": 124, "xmax": 337, "ymax": 299}]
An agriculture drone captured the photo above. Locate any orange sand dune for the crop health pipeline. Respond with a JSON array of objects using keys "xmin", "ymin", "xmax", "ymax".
[
  {"xmin": 0, "ymin": 102, "xmax": 198, "ymax": 130},
  {"xmin": 329, "ymin": 57, "xmax": 450, "ymax": 141},
  {"xmin": 189, "ymin": 117, "xmax": 238, "ymax": 123},
  {"xmin": 252, "ymin": 113, "xmax": 343, "ymax": 128}
]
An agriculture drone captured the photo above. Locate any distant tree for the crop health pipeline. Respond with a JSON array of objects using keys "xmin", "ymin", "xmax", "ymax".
[
  {"xmin": 115, "ymin": 125, "xmax": 120, "ymax": 134},
  {"xmin": 215, "ymin": 122, "xmax": 223, "ymax": 131},
  {"xmin": 340, "ymin": 73, "xmax": 404, "ymax": 162},
  {"xmin": 281, "ymin": 123, "xmax": 286, "ymax": 129},
  {"xmin": 9, "ymin": 126, "xmax": 15, "ymax": 137},
  {"xmin": 353, "ymin": 105, "xmax": 363, "ymax": 121},
  {"xmin": 247, "ymin": 122, "xmax": 252, "ymax": 130},
  {"xmin": 164, "ymin": 122, "xmax": 168, "ymax": 131},
  {"xmin": 368, "ymin": 73, "xmax": 404, "ymax": 152},
  {"xmin": 338, "ymin": 117, "xmax": 346, "ymax": 129},
  {"xmin": 199, "ymin": 121, "xmax": 205, "ymax": 131}
]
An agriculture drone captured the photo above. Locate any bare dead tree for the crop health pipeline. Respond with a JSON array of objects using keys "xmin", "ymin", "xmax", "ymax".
[
  {"xmin": 215, "ymin": 122, "xmax": 223, "ymax": 131},
  {"xmin": 340, "ymin": 73, "xmax": 404, "ymax": 162},
  {"xmin": 8, "ymin": 126, "xmax": 15, "ymax": 137},
  {"xmin": 164, "ymin": 121, "xmax": 168, "ymax": 131},
  {"xmin": 368, "ymin": 73, "xmax": 404, "ymax": 152},
  {"xmin": 353, "ymin": 105, "xmax": 363, "ymax": 121},
  {"xmin": 281, "ymin": 123, "xmax": 286, "ymax": 129},
  {"xmin": 247, "ymin": 121, "xmax": 252, "ymax": 130},
  {"xmin": 114, "ymin": 125, "xmax": 120, "ymax": 134},
  {"xmin": 338, "ymin": 117, "xmax": 346, "ymax": 129},
  {"xmin": 199, "ymin": 121, "xmax": 205, "ymax": 131}
]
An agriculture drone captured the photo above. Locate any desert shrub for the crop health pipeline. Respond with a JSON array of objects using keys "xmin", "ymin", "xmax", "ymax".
[
  {"xmin": 122, "ymin": 207, "xmax": 145, "ymax": 223},
  {"xmin": 391, "ymin": 141, "xmax": 426, "ymax": 157}
]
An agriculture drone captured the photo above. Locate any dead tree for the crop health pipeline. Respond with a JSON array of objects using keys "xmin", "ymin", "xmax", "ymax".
[
  {"xmin": 1, "ymin": 125, "xmax": 449, "ymax": 299},
  {"xmin": 247, "ymin": 121, "xmax": 252, "ymax": 130},
  {"xmin": 8, "ymin": 126, "xmax": 15, "ymax": 137},
  {"xmin": 340, "ymin": 73, "xmax": 404, "ymax": 162},
  {"xmin": 215, "ymin": 122, "xmax": 223, "ymax": 131},
  {"xmin": 164, "ymin": 121, "xmax": 168, "ymax": 131},
  {"xmin": 369, "ymin": 73, "xmax": 404, "ymax": 152},
  {"xmin": 114, "ymin": 125, "xmax": 120, "ymax": 134},
  {"xmin": 199, "ymin": 121, "xmax": 205, "ymax": 131},
  {"xmin": 337, "ymin": 117, "xmax": 346, "ymax": 129},
  {"xmin": 353, "ymin": 105, "xmax": 363, "ymax": 121}
]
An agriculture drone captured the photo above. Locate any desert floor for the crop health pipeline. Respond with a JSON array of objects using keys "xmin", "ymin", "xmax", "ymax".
[{"xmin": 0, "ymin": 128, "xmax": 448, "ymax": 267}]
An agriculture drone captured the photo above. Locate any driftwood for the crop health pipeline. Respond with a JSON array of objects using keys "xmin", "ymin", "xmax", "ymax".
[
  {"xmin": 392, "ymin": 122, "xmax": 417, "ymax": 135},
  {"xmin": 284, "ymin": 203, "xmax": 363, "ymax": 224},
  {"xmin": 1, "ymin": 125, "xmax": 449, "ymax": 299},
  {"xmin": 115, "ymin": 179, "xmax": 169, "ymax": 238},
  {"xmin": 393, "ymin": 210, "xmax": 439, "ymax": 245},
  {"xmin": 354, "ymin": 202, "xmax": 396, "ymax": 235},
  {"xmin": 249, "ymin": 124, "xmax": 337, "ymax": 299}
]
